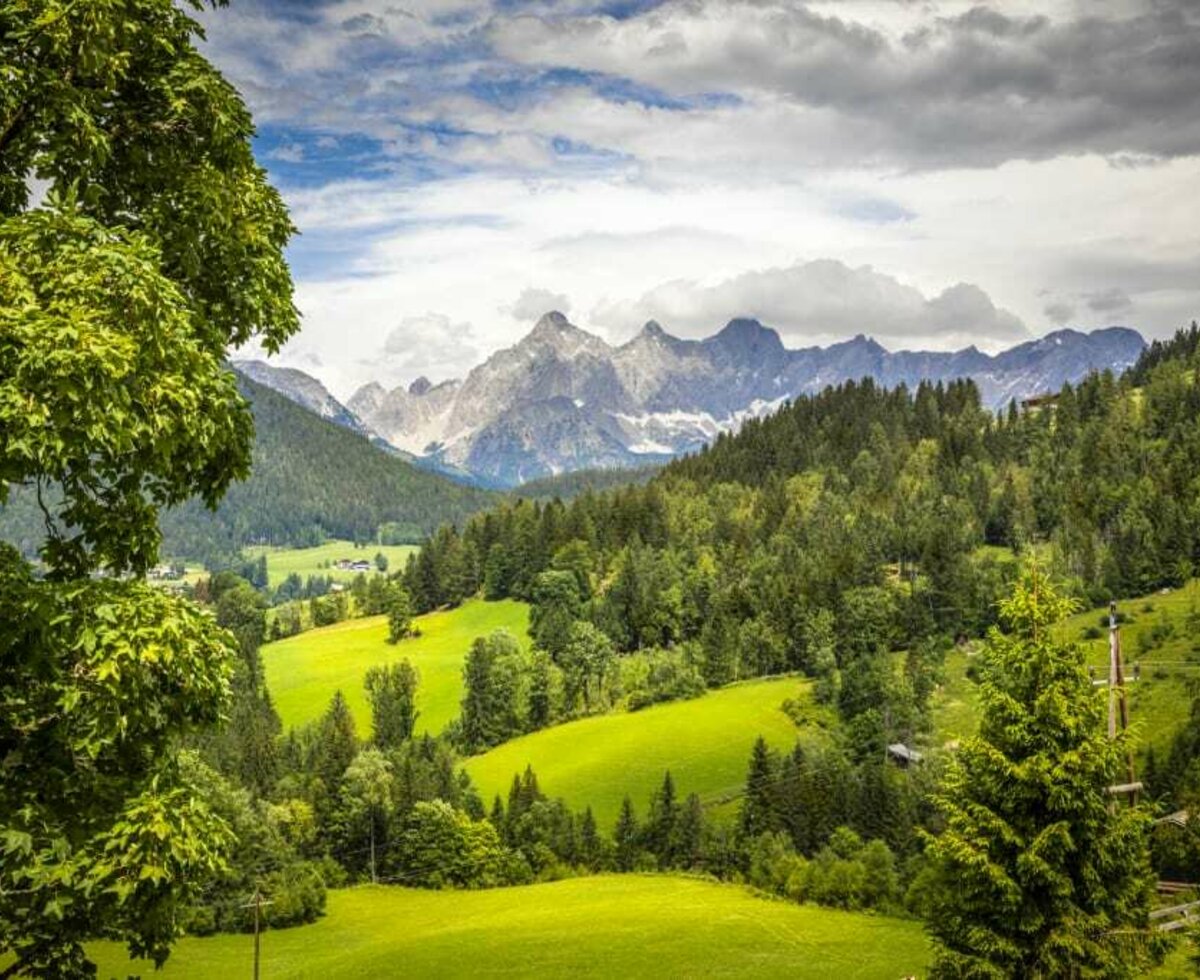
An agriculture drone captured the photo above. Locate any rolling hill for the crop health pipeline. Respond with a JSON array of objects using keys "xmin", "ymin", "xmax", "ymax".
[
  {"xmin": 464, "ymin": 676, "xmax": 820, "ymax": 827},
  {"xmin": 87, "ymin": 877, "xmax": 932, "ymax": 978}
]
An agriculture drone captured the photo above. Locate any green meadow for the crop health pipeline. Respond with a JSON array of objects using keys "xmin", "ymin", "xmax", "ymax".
[
  {"xmin": 465, "ymin": 676, "xmax": 820, "ymax": 827},
  {"xmin": 245, "ymin": 539, "xmax": 420, "ymax": 588},
  {"xmin": 262, "ymin": 599, "xmax": 530, "ymax": 736},
  {"xmin": 89, "ymin": 876, "xmax": 931, "ymax": 978},
  {"xmin": 933, "ymin": 578, "xmax": 1200, "ymax": 760}
]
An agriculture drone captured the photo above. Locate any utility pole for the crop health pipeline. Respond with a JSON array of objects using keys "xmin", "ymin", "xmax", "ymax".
[
  {"xmin": 1107, "ymin": 600, "xmax": 1139, "ymax": 807},
  {"xmin": 370, "ymin": 811, "xmax": 377, "ymax": 885},
  {"xmin": 241, "ymin": 888, "xmax": 274, "ymax": 980}
]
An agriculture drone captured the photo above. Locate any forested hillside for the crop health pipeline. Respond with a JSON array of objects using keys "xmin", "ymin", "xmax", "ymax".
[
  {"xmin": 407, "ymin": 324, "xmax": 1200, "ymax": 760},
  {"xmin": 0, "ymin": 373, "xmax": 498, "ymax": 566}
]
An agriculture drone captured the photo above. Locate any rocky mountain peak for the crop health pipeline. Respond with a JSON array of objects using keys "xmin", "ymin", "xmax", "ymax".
[
  {"xmin": 409, "ymin": 376, "xmax": 433, "ymax": 396},
  {"xmin": 519, "ymin": 310, "xmax": 610, "ymax": 360},
  {"xmin": 713, "ymin": 318, "xmax": 785, "ymax": 358}
]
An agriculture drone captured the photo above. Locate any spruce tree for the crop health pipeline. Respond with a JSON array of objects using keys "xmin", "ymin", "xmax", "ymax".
[
  {"xmin": 614, "ymin": 796, "xmax": 640, "ymax": 872},
  {"xmin": 314, "ymin": 690, "xmax": 359, "ymax": 793},
  {"xmin": 676, "ymin": 794, "xmax": 705, "ymax": 870},
  {"xmin": 364, "ymin": 660, "xmax": 419, "ymax": 749},
  {"xmin": 579, "ymin": 807, "xmax": 603, "ymax": 869},
  {"xmin": 386, "ymin": 585, "xmax": 415, "ymax": 644},
  {"xmin": 924, "ymin": 568, "xmax": 1161, "ymax": 978},
  {"xmin": 739, "ymin": 736, "xmax": 779, "ymax": 841},
  {"xmin": 646, "ymin": 771, "xmax": 680, "ymax": 865}
]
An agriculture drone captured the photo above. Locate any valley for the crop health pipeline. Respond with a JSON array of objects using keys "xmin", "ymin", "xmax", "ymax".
[{"xmin": 10, "ymin": 6, "xmax": 1199, "ymax": 976}]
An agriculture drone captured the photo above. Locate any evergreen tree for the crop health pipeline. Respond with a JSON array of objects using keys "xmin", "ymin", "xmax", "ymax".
[
  {"xmin": 387, "ymin": 585, "xmax": 415, "ymax": 644},
  {"xmin": 614, "ymin": 796, "xmax": 640, "ymax": 872},
  {"xmin": 364, "ymin": 660, "xmax": 419, "ymax": 749},
  {"xmin": 314, "ymin": 691, "xmax": 359, "ymax": 794},
  {"xmin": 739, "ymin": 736, "xmax": 779, "ymax": 841},
  {"xmin": 579, "ymin": 807, "xmax": 603, "ymax": 869},
  {"xmin": 924, "ymin": 568, "xmax": 1161, "ymax": 978},
  {"xmin": 645, "ymin": 771, "xmax": 680, "ymax": 865},
  {"xmin": 675, "ymin": 794, "xmax": 705, "ymax": 870}
]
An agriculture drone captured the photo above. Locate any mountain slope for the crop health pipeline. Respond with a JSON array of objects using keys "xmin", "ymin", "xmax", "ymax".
[
  {"xmin": 339, "ymin": 313, "xmax": 1143, "ymax": 487},
  {"xmin": 234, "ymin": 359, "xmax": 369, "ymax": 435},
  {"xmin": 0, "ymin": 372, "xmax": 499, "ymax": 565}
]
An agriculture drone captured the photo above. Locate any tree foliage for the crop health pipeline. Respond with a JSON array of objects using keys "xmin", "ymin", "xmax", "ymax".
[
  {"xmin": 924, "ymin": 569, "xmax": 1161, "ymax": 978},
  {"xmin": 0, "ymin": 0, "xmax": 299, "ymax": 971}
]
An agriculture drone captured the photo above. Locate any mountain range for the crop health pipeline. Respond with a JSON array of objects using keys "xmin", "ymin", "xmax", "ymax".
[{"xmin": 238, "ymin": 314, "xmax": 1145, "ymax": 488}]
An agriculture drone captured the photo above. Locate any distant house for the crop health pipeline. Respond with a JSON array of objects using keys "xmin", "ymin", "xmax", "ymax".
[
  {"xmin": 887, "ymin": 743, "xmax": 924, "ymax": 767},
  {"xmin": 1020, "ymin": 392, "xmax": 1058, "ymax": 410},
  {"xmin": 333, "ymin": 558, "xmax": 372, "ymax": 573}
]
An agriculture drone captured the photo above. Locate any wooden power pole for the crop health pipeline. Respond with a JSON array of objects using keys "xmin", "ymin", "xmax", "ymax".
[
  {"xmin": 241, "ymin": 889, "xmax": 274, "ymax": 980},
  {"xmin": 1107, "ymin": 600, "xmax": 1140, "ymax": 807}
]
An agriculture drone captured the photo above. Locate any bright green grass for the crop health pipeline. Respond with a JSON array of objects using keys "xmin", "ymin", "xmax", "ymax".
[
  {"xmin": 932, "ymin": 579, "xmax": 1200, "ymax": 759},
  {"xmin": 262, "ymin": 599, "xmax": 529, "ymax": 737},
  {"xmin": 465, "ymin": 677, "xmax": 818, "ymax": 828},
  {"xmin": 244, "ymin": 539, "xmax": 419, "ymax": 588},
  {"xmin": 88, "ymin": 876, "xmax": 931, "ymax": 979}
]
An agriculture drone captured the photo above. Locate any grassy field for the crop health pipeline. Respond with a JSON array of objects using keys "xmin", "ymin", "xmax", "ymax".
[
  {"xmin": 89, "ymin": 876, "xmax": 931, "ymax": 978},
  {"xmin": 243, "ymin": 539, "xmax": 420, "ymax": 588},
  {"xmin": 465, "ymin": 676, "xmax": 822, "ymax": 828},
  {"xmin": 932, "ymin": 579, "xmax": 1200, "ymax": 761},
  {"xmin": 262, "ymin": 599, "xmax": 530, "ymax": 736}
]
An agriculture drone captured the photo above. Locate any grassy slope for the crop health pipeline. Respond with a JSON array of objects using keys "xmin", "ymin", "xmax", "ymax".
[
  {"xmin": 465, "ymin": 677, "xmax": 822, "ymax": 828},
  {"xmin": 933, "ymin": 579, "xmax": 1200, "ymax": 763},
  {"xmin": 262, "ymin": 599, "xmax": 530, "ymax": 737},
  {"xmin": 244, "ymin": 539, "xmax": 419, "ymax": 588},
  {"xmin": 89, "ymin": 877, "xmax": 930, "ymax": 979}
]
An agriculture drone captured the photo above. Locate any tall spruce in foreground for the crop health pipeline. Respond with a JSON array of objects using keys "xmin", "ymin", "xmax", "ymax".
[
  {"xmin": 924, "ymin": 568, "xmax": 1162, "ymax": 978},
  {"xmin": 0, "ymin": 0, "xmax": 296, "ymax": 974}
]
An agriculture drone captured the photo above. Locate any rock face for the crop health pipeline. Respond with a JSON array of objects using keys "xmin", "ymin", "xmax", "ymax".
[{"xmin": 251, "ymin": 313, "xmax": 1146, "ymax": 488}]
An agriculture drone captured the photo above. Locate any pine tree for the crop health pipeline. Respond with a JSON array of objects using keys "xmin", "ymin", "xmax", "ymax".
[
  {"xmin": 646, "ymin": 771, "xmax": 680, "ymax": 865},
  {"xmin": 579, "ymin": 807, "xmax": 603, "ymax": 869},
  {"xmin": 924, "ymin": 568, "xmax": 1161, "ymax": 978},
  {"xmin": 386, "ymin": 585, "xmax": 415, "ymax": 644},
  {"xmin": 739, "ymin": 736, "xmax": 779, "ymax": 841},
  {"xmin": 314, "ymin": 690, "xmax": 359, "ymax": 793},
  {"xmin": 364, "ymin": 660, "xmax": 419, "ymax": 749},
  {"xmin": 675, "ymin": 794, "xmax": 705, "ymax": 870},
  {"xmin": 614, "ymin": 796, "xmax": 640, "ymax": 872}
]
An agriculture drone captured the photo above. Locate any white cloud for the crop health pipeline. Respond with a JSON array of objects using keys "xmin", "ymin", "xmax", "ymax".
[
  {"xmin": 591, "ymin": 259, "xmax": 1030, "ymax": 349},
  {"xmin": 194, "ymin": 0, "xmax": 1200, "ymax": 396},
  {"xmin": 382, "ymin": 313, "xmax": 480, "ymax": 385},
  {"xmin": 505, "ymin": 287, "xmax": 572, "ymax": 320}
]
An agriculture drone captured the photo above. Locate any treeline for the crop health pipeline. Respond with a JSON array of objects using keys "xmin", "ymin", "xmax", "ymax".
[{"xmin": 510, "ymin": 465, "xmax": 660, "ymax": 503}]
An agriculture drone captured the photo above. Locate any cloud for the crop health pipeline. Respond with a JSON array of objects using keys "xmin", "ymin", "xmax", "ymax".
[
  {"xmin": 505, "ymin": 287, "xmax": 572, "ymax": 320},
  {"xmin": 382, "ymin": 313, "xmax": 480, "ymax": 383},
  {"xmin": 591, "ymin": 259, "xmax": 1030, "ymax": 350},
  {"xmin": 266, "ymin": 141, "xmax": 306, "ymax": 163},
  {"xmin": 1044, "ymin": 301, "xmax": 1076, "ymax": 326},
  {"xmin": 1085, "ymin": 287, "xmax": 1133, "ymax": 316},
  {"xmin": 490, "ymin": 1, "xmax": 1200, "ymax": 169}
]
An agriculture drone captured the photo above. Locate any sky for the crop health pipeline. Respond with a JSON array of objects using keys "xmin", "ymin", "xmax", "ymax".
[{"xmin": 198, "ymin": 0, "xmax": 1200, "ymax": 399}]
